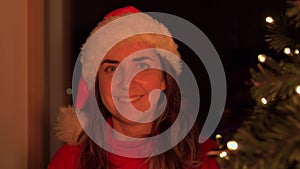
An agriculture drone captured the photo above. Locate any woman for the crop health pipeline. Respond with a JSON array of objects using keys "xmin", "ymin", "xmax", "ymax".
[{"xmin": 48, "ymin": 6, "xmax": 219, "ymax": 169}]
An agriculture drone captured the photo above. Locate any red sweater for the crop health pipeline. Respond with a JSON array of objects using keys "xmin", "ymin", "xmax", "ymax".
[{"xmin": 48, "ymin": 139, "xmax": 219, "ymax": 169}]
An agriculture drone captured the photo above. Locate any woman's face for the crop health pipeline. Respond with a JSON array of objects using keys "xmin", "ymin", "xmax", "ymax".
[{"xmin": 98, "ymin": 42, "xmax": 166, "ymax": 124}]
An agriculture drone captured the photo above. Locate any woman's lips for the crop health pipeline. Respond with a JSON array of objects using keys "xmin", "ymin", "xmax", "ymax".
[{"xmin": 116, "ymin": 95, "xmax": 143, "ymax": 103}]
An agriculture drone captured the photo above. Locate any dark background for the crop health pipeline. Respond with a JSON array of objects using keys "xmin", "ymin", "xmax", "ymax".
[{"xmin": 69, "ymin": 0, "xmax": 287, "ymax": 140}]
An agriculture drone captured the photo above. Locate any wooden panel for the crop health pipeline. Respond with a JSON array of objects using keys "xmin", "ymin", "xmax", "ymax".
[
  {"xmin": 45, "ymin": 0, "xmax": 72, "ymax": 160},
  {"xmin": 27, "ymin": 0, "xmax": 46, "ymax": 168}
]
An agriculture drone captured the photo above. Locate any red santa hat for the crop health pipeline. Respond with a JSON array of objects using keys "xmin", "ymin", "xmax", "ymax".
[{"xmin": 76, "ymin": 6, "xmax": 182, "ymax": 109}]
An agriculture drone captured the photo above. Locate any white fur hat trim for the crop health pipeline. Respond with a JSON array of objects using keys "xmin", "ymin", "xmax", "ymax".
[{"xmin": 80, "ymin": 12, "xmax": 182, "ymax": 90}]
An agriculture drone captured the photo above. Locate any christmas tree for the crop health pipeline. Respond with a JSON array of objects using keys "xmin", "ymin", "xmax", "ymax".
[{"xmin": 216, "ymin": 0, "xmax": 300, "ymax": 169}]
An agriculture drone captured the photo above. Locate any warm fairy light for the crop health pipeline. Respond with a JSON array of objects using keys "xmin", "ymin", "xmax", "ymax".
[
  {"xmin": 261, "ymin": 98, "xmax": 268, "ymax": 104},
  {"xmin": 284, "ymin": 47, "xmax": 291, "ymax": 55},
  {"xmin": 227, "ymin": 140, "xmax": 238, "ymax": 151},
  {"xmin": 265, "ymin": 16, "xmax": 274, "ymax": 23},
  {"xmin": 296, "ymin": 85, "xmax": 300, "ymax": 95},
  {"xmin": 219, "ymin": 151, "xmax": 227, "ymax": 158},
  {"xmin": 258, "ymin": 54, "xmax": 267, "ymax": 63},
  {"xmin": 294, "ymin": 49, "xmax": 299, "ymax": 55},
  {"xmin": 215, "ymin": 134, "xmax": 223, "ymax": 139}
]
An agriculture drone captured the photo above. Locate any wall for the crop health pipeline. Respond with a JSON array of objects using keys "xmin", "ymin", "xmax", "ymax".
[
  {"xmin": 0, "ymin": 0, "xmax": 45, "ymax": 168},
  {"xmin": 0, "ymin": 0, "xmax": 28, "ymax": 168},
  {"xmin": 45, "ymin": 0, "xmax": 72, "ymax": 159}
]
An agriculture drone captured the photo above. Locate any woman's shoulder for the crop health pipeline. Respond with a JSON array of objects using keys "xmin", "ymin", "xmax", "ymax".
[{"xmin": 47, "ymin": 144, "xmax": 83, "ymax": 169}]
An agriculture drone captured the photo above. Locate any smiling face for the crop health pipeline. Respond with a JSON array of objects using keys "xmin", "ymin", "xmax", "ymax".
[{"xmin": 97, "ymin": 42, "xmax": 166, "ymax": 125}]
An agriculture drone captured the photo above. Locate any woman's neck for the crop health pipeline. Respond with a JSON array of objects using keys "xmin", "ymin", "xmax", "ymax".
[{"xmin": 111, "ymin": 117, "xmax": 153, "ymax": 139}]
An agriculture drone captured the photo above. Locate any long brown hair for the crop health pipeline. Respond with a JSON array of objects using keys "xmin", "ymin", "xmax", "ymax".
[{"xmin": 78, "ymin": 54, "xmax": 202, "ymax": 169}]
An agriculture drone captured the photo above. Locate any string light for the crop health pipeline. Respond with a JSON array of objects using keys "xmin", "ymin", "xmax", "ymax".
[
  {"xmin": 219, "ymin": 151, "xmax": 227, "ymax": 158},
  {"xmin": 258, "ymin": 54, "xmax": 267, "ymax": 63},
  {"xmin": 227, "ymin": 140, "xmax": 238, "ymax": 151},
  {"xmin": 294, "ymin": 49, "xmax": 299, "ymax": 55},
  {"xmin": 284, "ymin": 47, "xmax": 291, "ymax": 55},
  {"xmin": 215, "ymin": 134, "xmax": 223, "ymax": 139},
  {"xmin": 261, "ymin": 97, "xmax": 268, "ymax": 104},
  {"xmin": 265, "ymin": 16, "xmax": 274, "ymax": 23},
  {"xmin": 296, "ymin": 85, "xmax": 300, "ymax": 95}
]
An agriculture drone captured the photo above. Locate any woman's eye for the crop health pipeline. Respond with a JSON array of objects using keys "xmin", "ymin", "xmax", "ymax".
[
  {"xmin": 104, "ymin": 66, "xmax": 117, "ymax": 72},
  {"xmin": 137, "ymin": 63, "xmax": 150, "ymax": 70}
]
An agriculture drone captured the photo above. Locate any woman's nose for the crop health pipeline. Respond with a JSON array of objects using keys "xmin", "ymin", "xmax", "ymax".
[{"xmin": 113, "ymin": 68, "xmax": 136, "ymax": 90}]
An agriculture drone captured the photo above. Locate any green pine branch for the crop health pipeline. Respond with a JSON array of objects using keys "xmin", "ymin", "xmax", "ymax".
[
  {"xmin": 286, "ymin": 0, "xmax": 300, "ymax": 28},
  {"xmin": 265, "ymin": 9, "xmax": 300, "ymax": 53},
  {"xmin": 219, "ymin": 96, "xmax": 300, "ymax": 169},
  {"xmin": 249, "ymin": 56, "xmax": 300, "ymax": 101},
  {"xmin": 217, "ymin": 1, "xmax": 300, "ymax": 169}
]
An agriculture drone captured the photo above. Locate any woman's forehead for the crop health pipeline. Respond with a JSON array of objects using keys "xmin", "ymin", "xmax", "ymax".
[{"xmin": 103, "ymin": 41, "xmax": 159, "ymax": 61}]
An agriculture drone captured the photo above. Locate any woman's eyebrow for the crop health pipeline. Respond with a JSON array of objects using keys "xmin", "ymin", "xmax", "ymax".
[
  {"xmin": 100, "ymin": 59, "xmax": 119, "ymax": 65},
  {"xmin": 132, "ymin": 56, "xmax": 154, "ymax": 62}
]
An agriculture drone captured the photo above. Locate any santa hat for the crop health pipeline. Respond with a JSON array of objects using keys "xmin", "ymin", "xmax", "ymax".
[{"xmin": 75, "ymin": 6, "xmax": 182, "ymax": 109}]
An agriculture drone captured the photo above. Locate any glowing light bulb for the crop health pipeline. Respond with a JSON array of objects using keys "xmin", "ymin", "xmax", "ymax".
[
  {"xmin": 296, "ymin": 85, "xmax": 300, "ymax": 95},
  {"xmin": 261, "ymin": 98, "xmax": 268, "ymax": 104},
  {"xmin": 215, "ymin": 134, "xmax": 222, "ymax": 139},
  {"xmin": 265, "ymin": 16, "xmax": 274, "ymax": 23},
  {"xmin": 227, "ymin": 140, "xmax": 238, "ymax": 151},
  {"xmin": 284, "ymin": 47, "xmax": 291, "ymax": 55},
  {"xmin": 258, "ymin": 54, "xmax": 266, "ymax": 63},
  {"xmin": 294, "ymin": 49, "xmax": 299, "ymax": 55},
  {"xmin": 219, "ymin": 151, "xmax": 227, "ymax": 158}
]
